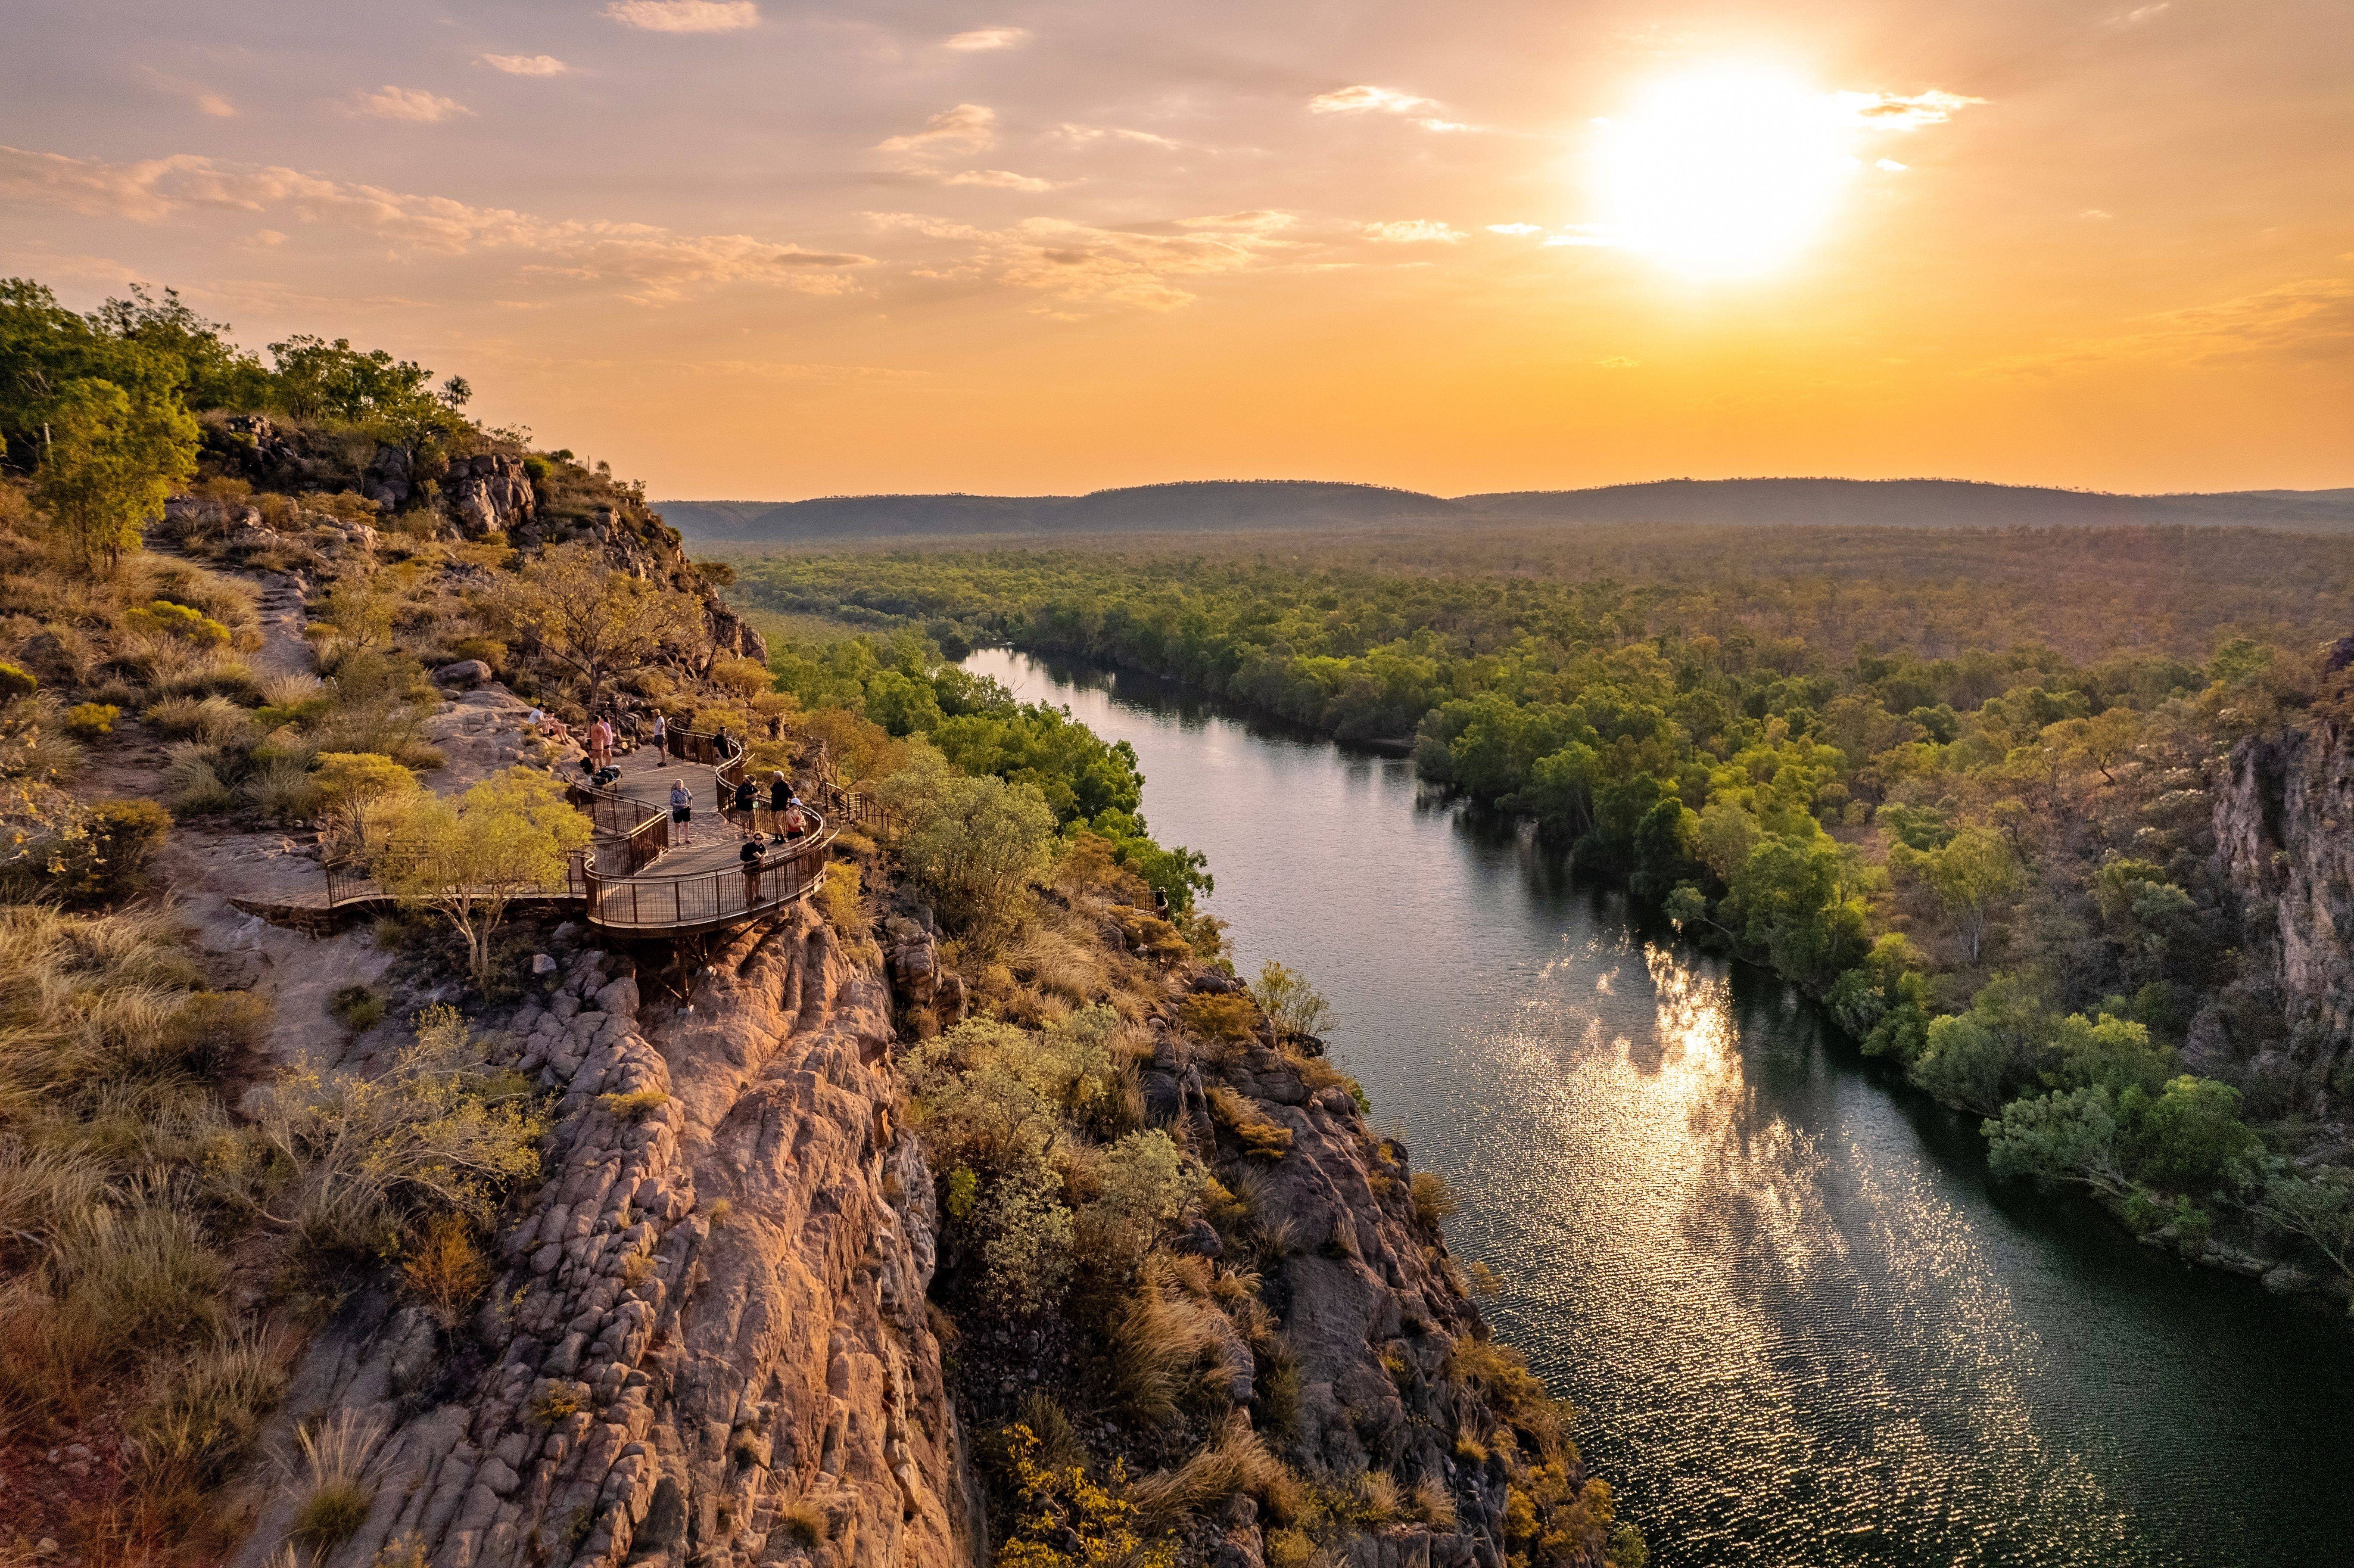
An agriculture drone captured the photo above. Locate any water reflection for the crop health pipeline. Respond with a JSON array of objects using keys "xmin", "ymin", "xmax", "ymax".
[{"xmin": 964, "ymin": 647, "xmax": 2354, "ymax": 1568}]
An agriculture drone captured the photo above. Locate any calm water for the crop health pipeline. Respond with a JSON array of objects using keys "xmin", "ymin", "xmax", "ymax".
[{"xmin": 964, "ymin": 647, "xmax": 2354, "ymax": 1568}]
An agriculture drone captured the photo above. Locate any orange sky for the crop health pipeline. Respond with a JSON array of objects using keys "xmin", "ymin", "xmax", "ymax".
[{"xmin": 3, "ymin": 0, "xmax": 2348, "ymax": 498}]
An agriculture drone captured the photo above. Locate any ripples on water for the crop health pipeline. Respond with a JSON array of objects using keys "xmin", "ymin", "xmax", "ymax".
[{"xmin": 964, "ymin": 648, "xmax": 2354, "ymax": 1568}]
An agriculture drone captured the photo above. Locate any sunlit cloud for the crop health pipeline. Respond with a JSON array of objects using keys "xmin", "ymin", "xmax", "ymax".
[
  {"xmin": 945, "ymin": 169, "xmax": 1059, "ymax": 192},
  {"xmin": 945, "ymin": 27, "xmax": 1031, "ymax": 51},
  {"xmin": 342, "ymin": 85, "xmax": 472, "ymax": 123},
  {"xmin": 1876, "ymin": 158, "xmax": 1908, "ymax": 172},
  {"xmin": 139, "ymin": 67, "xmax": 238, "ymax": 119},
  {"xmin": 479, "ymin": 54, "xmax": 570, "ymax": 77},
  {"xmin": 2107, "ymin": 2, "xmax": 2170, "ymax": 23},
  {"xmin": 1486, "ymin": 223, "xmax": 1542, "ymax": 236},
  {"xmin": 604, "ymin": 0, "xmax": 759, "ymax": 33},
  {"xmin": 197, "ymin": 94, "xmax": 237, "ymax": 118},
  {"xmin": 868, "ymin": 208, "xmax": 1298, "ymax": 314},
  {"xmin": 1833, "ymin": 88, "xmax": 1983, "ymax": 129},
  {"xmin": 1596, "ymin": 356, "xmax": 1641, "ymax": 368},
  {"xmin": 1998, "ymin": 276, "xmax": 2354, "ymax": 373},
  {"xmin": 0, "ymin": 143, "xmax": 870, "ymax": 302},
  {"xmin": 1308, "ymin": 85, "xmax": 1437, "ymax": 115},
  {"xmin": 878, "ymin": 103, "xmax": 997, "ymax": 157},
  {"xmin": 1364, "ymin": 220, "xmax": 1465, "ymax": 244},
  {"xmin": 1054, "ymin": 124, "xmax": 1183, "ymax": 151}
]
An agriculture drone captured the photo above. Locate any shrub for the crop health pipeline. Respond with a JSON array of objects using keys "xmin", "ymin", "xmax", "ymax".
[
  {"xmin": 0, "ymin": 660, "xmax": 36, "ymax": 701},
  {"xmin": 121, "ymin": 1332, "xmax": 287, "ymax": 1498},
  {"xmin": 817, "ymin": 860, "xmax": 870, "ymax": 942},
  {"xmin": 597, "ymin": 1088, "xmax": 670, "ymax": 1117},
  {"xmin": 1249, "ymin": 961, "xmax": 1332, "ymax": 1043},
  {"xmin": 777, "ymin": 1498, "xmax": 828, "ymax": 1550},
  {"xmin": 161, "ymin": 746, "xmax": 237, "ymax": 814},
  {"xmin": 146, "ymin": 693, "xmax": 256, "ymax": 745},
  {"xmin": 166, "ymin": 989, "xmax": 273, "ymax": 1074},
  {"xmin": 530, "ymin": 1384, "xmax": 586, "ymax": 1425},
  {"xmin": 48, "ymin": 796, "xmax": 172, "ymax": 905},
  {"xmin": 1181, "ymin": 994, "xmax": 1260, "ymax": 1046},
  {"xmin": 402, "ymin": 1215, "xmax": 492, "ymax": 1329},
  {"xmin": 1410, "ymin": 1170, "xmax": 1461, "ymax": 1229},
  {"xmin": 65, "ymin": 701, "xmax": 120, "ymax": 739},
  {"xmin": 122, "ymin": 600, "xmax": 233, "ymax": 649},
  {"xmin": 1206, "ymin": 1086, "xmax": 1293, "ymax": 1160},
  {"xmin": 241, "ymin": 753, "xmax": 323, "ymax": 821},
  {"xmin": 330, "ymin": 985, "xmax": 388, "ymax": 1031}
]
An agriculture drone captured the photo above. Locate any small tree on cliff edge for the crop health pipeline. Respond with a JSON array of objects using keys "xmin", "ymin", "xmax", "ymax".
[
  {"xmin": 507, "ymin": 542, "xmax": 701, "ymax": 712},
  {"xmin": 375, "ymin": 768, "xmax": 592, "ymax": 986},
  {"xmin": 31, "ymin": 376, "xmax": 198, "ymax": 576}
]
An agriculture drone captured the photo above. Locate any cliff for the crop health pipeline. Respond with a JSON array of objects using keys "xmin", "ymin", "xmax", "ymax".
[
  {"xmin": 2210, "ymin": 647, "xmax": 2354, "ymax": 1102},
  {"xmin": 234, "ymin": 904, "xmax": 970, "ymax": 1568}
]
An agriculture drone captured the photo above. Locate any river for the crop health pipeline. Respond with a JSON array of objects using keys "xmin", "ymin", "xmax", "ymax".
[{"xmin": 962, "ymin": 646, "xmax": 2354, "ymax": 1568}]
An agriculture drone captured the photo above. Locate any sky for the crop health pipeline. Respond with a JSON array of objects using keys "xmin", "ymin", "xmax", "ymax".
[{"xmin": 3, "ymin": 0, "xmax": 2349, "ymax": 500}]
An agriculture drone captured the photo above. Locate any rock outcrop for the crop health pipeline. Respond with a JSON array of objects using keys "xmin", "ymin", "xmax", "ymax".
[
  {"xmin": 2212, "ymin": 702, "xmax": 2354, "ymax": 1093},
  {"xmin": 237, "ymin": 906, "xmax": 969, "ymax": 1568},
  {"xmin": 449, "ymin": 454, "xmax": 539, "ymax": 538}
]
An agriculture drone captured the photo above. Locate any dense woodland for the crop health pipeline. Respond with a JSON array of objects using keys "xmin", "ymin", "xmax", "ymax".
[{"xmin": 733, "ymin": 542, "xmax": 2354, "ymax": 1294}]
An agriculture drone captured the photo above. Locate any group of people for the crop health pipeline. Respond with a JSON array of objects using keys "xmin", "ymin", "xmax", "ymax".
[{"xmin": 528, "ymin": 706, "xmax": 646, "ymax": 771}]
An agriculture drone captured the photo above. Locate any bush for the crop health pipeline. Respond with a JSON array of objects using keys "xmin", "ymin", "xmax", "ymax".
[
  {"xmin": 0, "ymin": 660, "xmax": 36, "ymax": 701},
  {"xmin": 65, "ymin": 701, "xmax": 120, "ymax": 739},
  {"xmin": 402, "ymin": 1215, "xmax": 492, "ymax": 1329},
  {"xmin": 161, "ymin": 744, "xmax": 237, "ymax": 814},
  {"xmin": 597, "ymin": 1087, "xmax": 670, "ymax": 1117},
  {"xmin": 122, "ymin": 600, "xmax": 233, "ymax": 649},
  {"xmin": 146, "ymin": 693, "xmax": 255, "ymax": 745},
  {"xmin": 290, "ymin": 1411, "xmax": 383, "ymax": 1546},
  {"xmin": 329, "ymin": 984, "xmax": 388, "ymax": 1031},
  {"xmin": 1410, "ymin": 1170, "xmax": 1461, "ymax": 1229},
  {"xmin": 49, "ymin": 796, "xmax": 171, "ymax": 905}
]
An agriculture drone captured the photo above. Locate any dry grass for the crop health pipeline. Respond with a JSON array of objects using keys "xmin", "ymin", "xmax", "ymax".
[
  {"xmin": 1207, "ymin": 1085, "xmax": 1295, "ymax": 1160},
  {"xmin": 1126, "ymin": 1421, "xmax": 1292, "ymax": 1527},
  {"xmin": 287, "ymin": 1410, "xmax": 385, "ymax": 1546},
  {"xmin": 401, "ymin": 1215, "xmax": 492, "ymax": 1329},
  {"xmin": 1111, "ymin": 1257, "xmax": 1236, "ymax": 1425},
  {"xmin": 1410, "ymin": 1170, "xmax": 1461, "ymax": 1229}
]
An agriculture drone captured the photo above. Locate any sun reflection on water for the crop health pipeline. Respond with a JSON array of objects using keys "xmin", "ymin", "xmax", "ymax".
[{"xmin": 1456, "ymin": 933, "xmax": 2137, "ymax": 1565}]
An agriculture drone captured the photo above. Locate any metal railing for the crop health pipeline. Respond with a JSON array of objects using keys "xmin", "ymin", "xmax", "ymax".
[
  {"xmin": 565, "ymin": 778, "xmax": 671, "ymax": 873},
  {"xmin": 580, "ymin": 812, "xmax": 832, "ymax": 931}
]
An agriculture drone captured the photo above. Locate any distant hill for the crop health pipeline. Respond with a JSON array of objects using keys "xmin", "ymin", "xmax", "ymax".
[{"xmin": 655, "ymin": 476, "xmax": 2354, "ymax": 543}]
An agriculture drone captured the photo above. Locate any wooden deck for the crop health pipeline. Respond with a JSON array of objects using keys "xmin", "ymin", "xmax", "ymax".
[{"xmin": 298, "ymin": 726, "xmax": 888, "ymax": 938}]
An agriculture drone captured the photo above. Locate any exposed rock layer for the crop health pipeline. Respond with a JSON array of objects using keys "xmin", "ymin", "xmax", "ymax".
[{"xmin": 237, "ymin": 907, "xmax": 967, "ymax": 1568}]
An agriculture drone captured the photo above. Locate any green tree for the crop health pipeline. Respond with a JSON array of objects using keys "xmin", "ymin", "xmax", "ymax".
[
  {"xmin": 2120, "ymin": 1076, "xmax": 2257, "ymax": 1195},
  {"xmin": 29, "ymin": 377, "xmax": 198, "ymax": 575},
  {"xmin": 1894, "ymin": 826, "xmax": 2022, "ymax": 964},
  {"xmin": 1250, "ymin": 959, "xmax": 1333, "ymax": 1042},
  {"xmin": 374, "ymin": 768, "xmax": 592, "ymax": 986},
  {"xmin": 884, "ymin": 768, "xmax": 1057, "ymax": 938},
  {"xmin": 1986, "ymin": 1087, "xmax": 2129, "ymax": 1198}
]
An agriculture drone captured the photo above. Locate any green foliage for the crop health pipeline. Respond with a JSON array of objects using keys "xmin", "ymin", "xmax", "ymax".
[
  {"xmin": 882, "ymin": 751, "xmax": 1060, "ymax": 937},
  {"xmin": 990, "ymin": 1426, "xmax": 1171, "ymax": 1568},
  {"xmin": 122, "ymin": 599, "xmax": 233, "ymax": 647},
  {"xmin": 329, "ymin": 984, "xmax": 388, "ymax": 1031},
  {"xmin": 30, "ymin": 376, "xmax": 199, "ymax": 575},
  {"xmin": 1249, "ymin": 960, "xmax": 1332, "ymax": 1042},
  {"xmin": 374, "ymin": 767, "xmax": 593, "ymax": 984},
  {"xmin": 64, "ymin": 701, "xmax": 120, "ymax": 739}
]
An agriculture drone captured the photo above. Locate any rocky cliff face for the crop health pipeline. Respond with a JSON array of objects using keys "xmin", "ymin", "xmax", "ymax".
[
  {"xmin": 2211, "ymin": 697, "xmax": 2354, "ymax": 1096},
  {"xmin": 238, "ymin": 905, "xmax": 968, "ymax": 1568}
]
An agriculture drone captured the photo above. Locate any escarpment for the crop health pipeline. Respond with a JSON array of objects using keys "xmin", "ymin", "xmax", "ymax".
[
  {"xmin": 2211, "ymin": 673, "xmax": 2354, "ymax": 1096},
  {"xmin": 237, "ymin": 905, "xmax": 968, "ymax": 1568}
]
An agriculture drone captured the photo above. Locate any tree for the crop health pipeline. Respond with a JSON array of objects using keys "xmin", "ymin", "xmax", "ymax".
[
  {"xmin": 1250, "ymin": 960, "xmax": 1333, "ymax": 1043},
  {"xmin": 1986, "ymin": 1086, "xmax": 2129, "ymax": 1198},
  {"xmin": 507, "ymin": 542, "xmax": 701, "ymax": 710},
  {"xmin": 30, "ymin": 376, "xmax": 198, "ymax": 575},
  {"xmin": 312, "ymin": 751, "xmax": 420, "ymax": 856},
  {"xmin": 884, "ymin": 768, "xmax": 1057, "ymax": 937},
  {"xmin": 374, "ymin": 768, "xmax": 591, "ymax": 986},
  {"xmin": 1894, "ymin": 826, "xmax": 2023, "ymax": 964},
  {"xmin": 2246, "ymin": 1163, "xmax": 2354, "ymax": 1288}
]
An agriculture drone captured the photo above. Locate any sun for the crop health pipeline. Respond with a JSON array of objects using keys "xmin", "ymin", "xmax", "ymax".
[{"xmin": 1590, "ymin": 64, "xmax": 1861, "ymax": 281}]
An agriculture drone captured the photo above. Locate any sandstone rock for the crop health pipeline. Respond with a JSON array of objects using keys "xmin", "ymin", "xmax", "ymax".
[{"xmin": 435, "ymin": 658, "xmax": 494, "ymax": 688}]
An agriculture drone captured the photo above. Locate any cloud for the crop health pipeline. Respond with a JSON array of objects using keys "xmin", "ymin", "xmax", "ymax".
[
  {"xmin": 1875, "ymin": 158, "xmax": 1908, "ymax": 172},
  {"xmin": 945, "ymin": 169, "xmax": 1058, "ymax": 192},
  {"xmin": 2081, "ymin": 208, "xmax": 2114, "ymax": 220},
  {"xmin": 1485, "ymin": 223, "xmax": 1542, "ymax": 236},
  {"xmin": 139, "ymin": 67, "xmax": 238, "ymax": 119},
  {"xmin": 866, "ymin": 208, "xmax": 1299, "ymax": 313},
  {"xmin": 343, "ymin": 86, "xmax": 472, "ymax": 123},
  {"xmin": 604, "ymin": 0, "xmax": 759, "ymax": 33},
  {"xmin": 1832, "ymin": 89, "xmax": 1983, "ymax": 130},
  {"xmin": 1595, "ymin": 357, "xmax": 1641, "ymax": 368},
  {"xmin": 0, "ymin": 143, "xmax": 871, "ymax": 302},
  {"xmin": 479, "ymin": 54, "xmax": 569, "ymax": 76},
  {"xmin": 2107, "ymin": 2, "xmax": 2170, "ymax": 23},
  {"xmin": 1054, "ymin": 124, "xmax": 1182, "ymax": 150},
  {"xmin": 1309, "ymin": 85, "xmax": 1438, "ymax": 116},
  {"xmin": 197, "ymin": 94, "xmax": 237, "ymax": 119},
  {"xmin": 1998, "ymin": 276, "xmax": 2354, "ymax": 374},
  {"xmin": 1364, "ymin": 220, "xmax": 1464, "ymax": 244},
  {"xmin": 878, "ymin": 103, "xmax": 997, "ymax": 157},
  {"xmin": 945, "ymin": 27, "xmax": 1030, "ymax": 51}
]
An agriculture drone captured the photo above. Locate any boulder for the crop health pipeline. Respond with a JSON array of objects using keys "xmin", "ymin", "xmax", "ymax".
[{"xmin": 434, "ymin": 659, "xmax": 493, "ymax": 688}]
